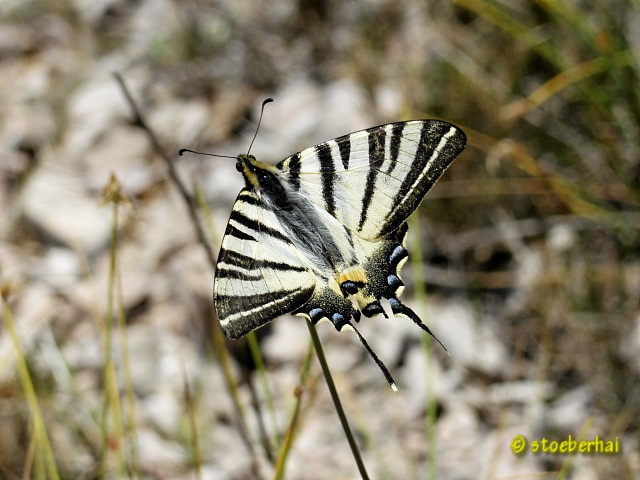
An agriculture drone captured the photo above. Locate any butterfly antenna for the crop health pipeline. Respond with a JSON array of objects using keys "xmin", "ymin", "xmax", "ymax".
[
  {"xmin": 247, "ymin": 98, "xmax": 273, "ymax": 156},
  {"xmin": 349, "ymin": 322, "xmax": 397, "ymax": 391},
  {"xmin": 177, "ymin": 148, "xmax": 236, "ymax": 158},
  {"xmin": 390, "ymin": 299, "xmax": 449, "ymax": 354}
]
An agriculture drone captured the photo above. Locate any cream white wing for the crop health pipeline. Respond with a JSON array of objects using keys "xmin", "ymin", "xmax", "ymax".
[
  {"xmin": 214, "ymin": 189, "xmax": 316, "ymax": 339},
  {"xmin": 277, "ymin": 120, "xmax": 466, "ymax": 240}
]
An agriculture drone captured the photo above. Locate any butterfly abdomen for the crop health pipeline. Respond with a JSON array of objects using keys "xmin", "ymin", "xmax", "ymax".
[{"xmin": 237, "ymin": 153, "xmax": 350, "ymax": 274}]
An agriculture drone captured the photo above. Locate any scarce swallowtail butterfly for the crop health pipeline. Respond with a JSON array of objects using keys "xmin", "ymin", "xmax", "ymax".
[{"xmin": 182, "ymin": 100, "xmax": 466, "ymax": 389}]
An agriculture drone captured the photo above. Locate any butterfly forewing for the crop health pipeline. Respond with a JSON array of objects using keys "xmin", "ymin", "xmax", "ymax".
[
  {"xmin": 214, "ymin": 188, "xmax": 316, "ymax": 339},
  {"xmin": 277, "ymin": 120, "xmax": 466, "ymax": 240}
]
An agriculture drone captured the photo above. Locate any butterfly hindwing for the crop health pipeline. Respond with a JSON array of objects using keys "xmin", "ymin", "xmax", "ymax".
[
  {"xmin": 277, "ymin": 120, "xmax": 466, "ymax": 240},
  {"xmin": 295, "ymin": 222, "xmax": 410, "ymax": 326}
]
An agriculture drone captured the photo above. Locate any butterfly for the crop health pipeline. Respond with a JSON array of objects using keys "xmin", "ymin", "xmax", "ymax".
[{"xmin": 186, "ymin": 102, "xmax": 466, "ymax": 389}]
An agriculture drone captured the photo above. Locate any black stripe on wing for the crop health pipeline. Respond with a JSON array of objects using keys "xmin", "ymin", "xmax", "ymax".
[
  {"xmin": 286, "ymin": 152, "xmax": 302, "ymax": 190},
  {"xmin": 316, "ymin": 142, "xmax": 336, "ymax": 216},
  {"xmin": 217, "ymin": 290, "xmax": 309, "ymax": 308},
  {"xmin": 224, "ymin": 223, "xmax": 258, "ymax": 242},
  {"xmin": 217, "ymin": 286, "xmax": 315, "ymax": 339},
  {"xmin": 227, "ymin": 206, "xmax": 292, "ymax": 245},
  {"xmin": 335, "ymin": 133, "xmax": 351, "ymax": 170},
  {"xmin": 386, "ymin": 122, "xmax": 405, "ymax": 175},
  {"xmin": 378, "ymin": 122, "xmax": 466, "ymax": 236},
  {"xmin": 217, "ymin": 249, "xmax": 307, "ymax": 274},
  {"xmin": 357, "ymin": 126, "xmax": 388, "ymax": 231}
]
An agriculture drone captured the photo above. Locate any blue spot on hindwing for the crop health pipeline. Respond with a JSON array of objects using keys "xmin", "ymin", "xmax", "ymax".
[
  {"xmin": 389, "ymin": 245, "xmax": 407, "ymax": 268},
  {"xmin": 388, "ymin": 298, "xmax": 402, "ymax": 314},
  {"xmin": 340, "ymin": 281, "xmax": 358, "ymax": 296},
  {"xmin": 362, "ymin": 302, "xmax": 386, "ymax": 318},
  {"xmin": 387, "ymin": 274, "xmax": 403, "ymax": 290},
  {"xmin": 309, "ymin": 308, "xmax": 324, "ymax": 322}
]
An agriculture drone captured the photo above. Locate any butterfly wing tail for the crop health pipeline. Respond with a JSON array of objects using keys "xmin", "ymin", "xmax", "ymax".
[
  {"xmin": 388, "ymin": 297, "xmax": 448, "ymax": 354},
  {"xmin": 350, "ymin": 322, "xmax": 397, "ymax": 391},
  {"xmin": 360, "ymin": 222, "xmax": 448, "ymax": 353},
  {"xmin": 297, "ymin": 287, "xmax": 397, "ymax": 390}
]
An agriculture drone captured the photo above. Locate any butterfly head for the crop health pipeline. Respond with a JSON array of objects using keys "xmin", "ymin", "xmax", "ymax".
[
  {"xmin": 235, "ymin": 154, "xmax": 257, "ymax": 171},
  {"xmin": 236, "ymin": 154, "xmax": 282, "ymax": 194}
]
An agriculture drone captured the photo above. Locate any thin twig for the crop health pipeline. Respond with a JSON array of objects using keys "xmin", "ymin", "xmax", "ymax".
[{"xmin": 113, "ymin": 73, "xmax": 216, "ymax": 268}]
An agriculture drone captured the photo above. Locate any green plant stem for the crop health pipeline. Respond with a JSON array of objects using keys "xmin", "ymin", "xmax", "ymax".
[
  {"xmin": 99, "ymin": 200, "xmax": 119, "ymax": 477},
  {"xmin": 306, "ymin": 320, "xmax": 370, "ymax": 480},
  {"xmin": 408, "ymin": 214, "xmax": 437, "ymax": 480},
  {"xmin": 273, "ymin": 339, "xmax": 314, "ymax": 480},
  {"xmin": 2, "ymin": 298, "xmax": 61, "ymax": 480},
  {"xmin": 183, "ymin": 371, "xmax": 203, "ymax": 480},
  {"xmin": 116, "ymin": 279, "xmax": 141, "ymax": 479},
  {"xmin": 247, "ymin": 331, "xmax": 281, "ymax": 455}
]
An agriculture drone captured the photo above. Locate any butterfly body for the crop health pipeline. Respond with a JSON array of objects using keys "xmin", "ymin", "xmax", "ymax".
[{"xmin": 213, "ymin": 119, "xmax": 466, "ymax": 384}]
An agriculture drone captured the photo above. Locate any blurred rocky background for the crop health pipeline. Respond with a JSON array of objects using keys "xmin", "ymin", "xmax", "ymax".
[{"xmin": 1, "ymin": 0, "xmax": 639, "ymax": 479}]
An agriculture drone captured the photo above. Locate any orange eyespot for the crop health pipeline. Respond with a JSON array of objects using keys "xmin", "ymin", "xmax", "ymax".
[{"xmin": 338, "ymin": 266, "xmax": 367, "ymax": 285}]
